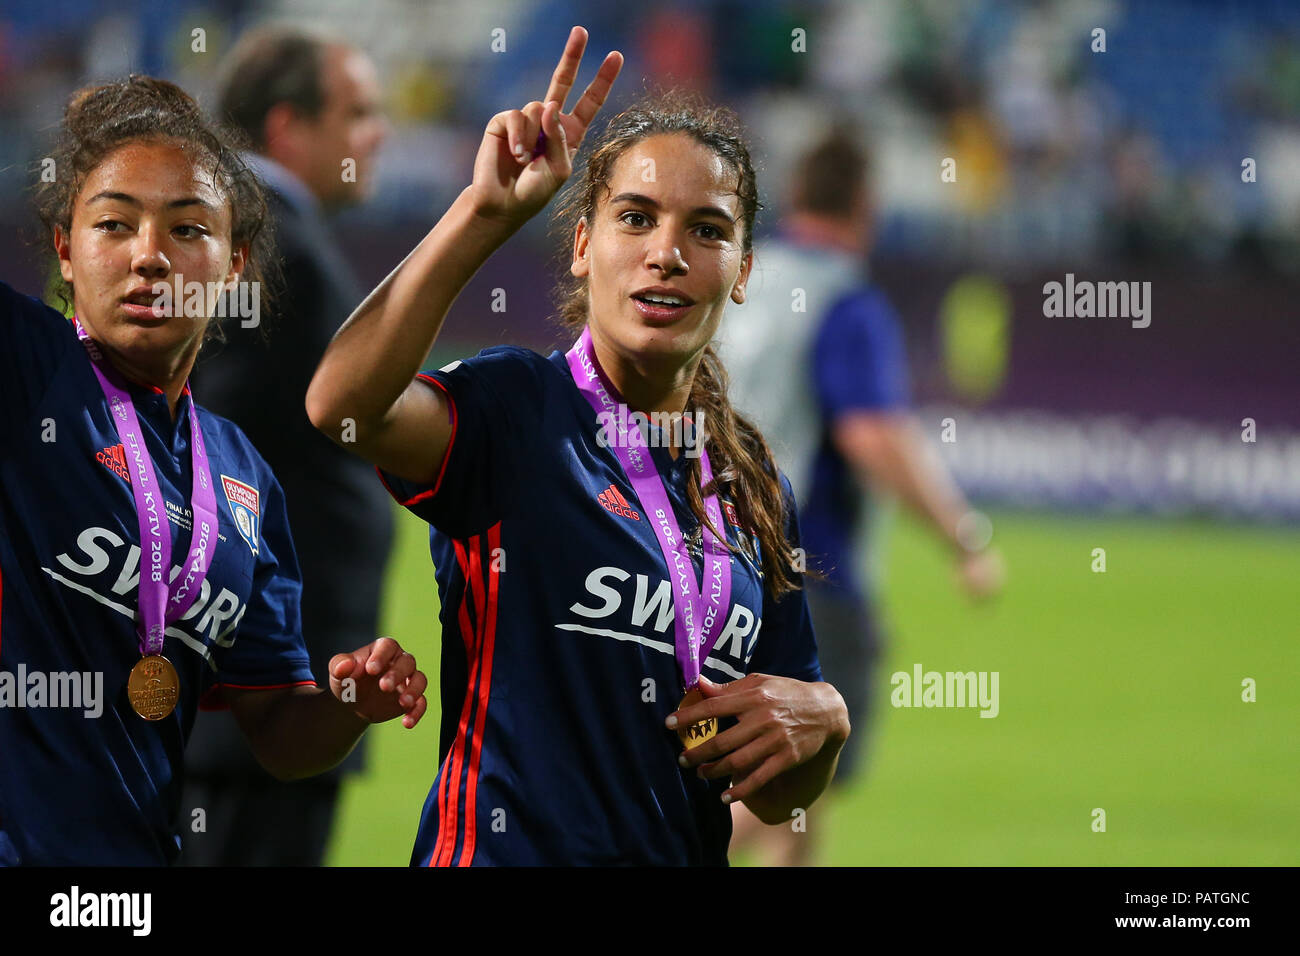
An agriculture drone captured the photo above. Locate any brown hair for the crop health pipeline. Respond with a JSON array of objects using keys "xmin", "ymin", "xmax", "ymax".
[
  {"xmin": 33, "ymin": 74, "xmax": 276, "ymax": 339},
  {"xmin": 214, "ymin": 26, "xmax": 337, "ymax": 149},
  {"xmin": 551, "ymin": 90, "xmax": 802, "ymax": 601},
  {"xmin": 792, "ymin": 126, "xmax": 868, "ymax": 218}
]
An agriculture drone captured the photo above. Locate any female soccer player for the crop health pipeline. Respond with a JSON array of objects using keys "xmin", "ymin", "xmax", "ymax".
[
  {"xmin": 0, "ymin": 76, "xmax": 427, "ymax": 866},
  {"xmin": 308, "ymin": 27, "xmax": 850, "ymax": 865}
]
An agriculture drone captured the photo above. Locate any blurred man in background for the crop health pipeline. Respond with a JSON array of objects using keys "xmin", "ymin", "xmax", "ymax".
[
  {"xmin": 720, "ymin": 129, "xmax": 1004, "ymax": 866},
  {"xmin": 181, "ymin": 26, "xmax": 393, "ymax": 866}
]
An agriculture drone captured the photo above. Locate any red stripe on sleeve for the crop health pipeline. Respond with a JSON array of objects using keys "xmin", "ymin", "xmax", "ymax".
[
  {"xmin": 375, "ymin": 373, "xmax": 459, "ymax": 508},
  {"xmin": 415, "ymin": 373, "xmax": 458, "ymax": 500}
]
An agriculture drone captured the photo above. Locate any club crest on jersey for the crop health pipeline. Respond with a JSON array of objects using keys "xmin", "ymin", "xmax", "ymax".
[{"xmin": 220, "ymin": 475, "xmax": 260, "ymax": 555}]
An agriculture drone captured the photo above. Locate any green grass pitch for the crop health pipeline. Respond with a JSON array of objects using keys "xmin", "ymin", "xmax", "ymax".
[{"xmin": 327, "ymin": 506, "xmax": 1299, "ymax": 866}]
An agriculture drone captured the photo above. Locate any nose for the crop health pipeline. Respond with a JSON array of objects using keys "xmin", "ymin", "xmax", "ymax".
[
  {"xmin": 131, "ymin": 223, "xmax": 171, "ymax": 280},
  {"xmin": 644, "ymin": 229, "xmax": 688, "ymax": 278}
]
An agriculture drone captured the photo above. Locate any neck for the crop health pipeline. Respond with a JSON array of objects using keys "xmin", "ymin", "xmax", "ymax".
[
  {"xmin": 101, "ymin": 343, "xmax": 196, "ymax": 421},
  {"xmin": 785, "ymin": 211, "xmax": 866, "ymax": 256},
  {"xmin": 588, "ymin": 325, "xmax": 700, "ymax": 461}
]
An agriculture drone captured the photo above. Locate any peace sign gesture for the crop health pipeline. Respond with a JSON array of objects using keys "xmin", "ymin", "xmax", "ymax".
[{"xmin": 470, "ymin": 26, "xmax": 623, "ymax": 227}]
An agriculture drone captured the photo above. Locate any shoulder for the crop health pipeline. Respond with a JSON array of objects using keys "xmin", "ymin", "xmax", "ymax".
[
  {"xmin": 823, "ymin": 283, "xmax": 898, "ymax": 330},
  {"xmin": 437, "ymin": 344, "xmax": 555, "ymax": 375},
  {"xmin": 427, "ymin": 344, "xmax": 567, "ymax": 394},
  {"xmin": 776, "ymin": 469, "xmax": 800, "ymax": 528},
  {"xmin": 0, "ymin": 280, "xmax": 76, "ymax": 342},
  {"xmin": 775, "ymin": 468, "xmax": 796, "ymax": 505}
]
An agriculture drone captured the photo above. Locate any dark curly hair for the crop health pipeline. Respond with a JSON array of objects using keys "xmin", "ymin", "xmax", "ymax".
[{"xmin": 32, "ymin": 74, "xmax": 276, "ymax": 341}]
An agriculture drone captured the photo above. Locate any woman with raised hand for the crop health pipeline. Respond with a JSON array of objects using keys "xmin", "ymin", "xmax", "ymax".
[
  {"xmin": 308, "ymin": 27, "xmax": 849, "ymax": 866},
  {"xmin": 0, "ymin": 75, "xmax": 427, "ymax": 866}
]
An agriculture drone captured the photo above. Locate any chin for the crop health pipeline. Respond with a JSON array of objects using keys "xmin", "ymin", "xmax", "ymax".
[
  {"xmin": 634, "ymin": 311, "xmax": 717, "ymax": 353},
  {"xmin": 113, "ymin": 318, "xmax": 201, "ymax": 361}
]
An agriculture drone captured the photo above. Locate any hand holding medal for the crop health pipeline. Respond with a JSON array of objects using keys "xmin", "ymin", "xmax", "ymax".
[{"xmin": 669, "ymin": 673, "xmax": 850, "ymax": 805}]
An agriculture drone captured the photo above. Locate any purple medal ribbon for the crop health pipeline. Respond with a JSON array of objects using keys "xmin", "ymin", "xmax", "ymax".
[
  {"xmin": 566, "ymin": 327, "xmax": 732, "ymax": 691},
  {"xmin": 75, "ymin": 318, "xmax": 219, "ymax": 657}
]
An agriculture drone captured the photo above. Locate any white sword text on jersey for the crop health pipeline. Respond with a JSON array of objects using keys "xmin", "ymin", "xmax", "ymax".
[
  {"xmin": 561, "ymin": 566, "xmax": 761, "ymax": 679},
  {"xmin": 42, "ymin": 525, "xmax": 248, "ymax": 669}
]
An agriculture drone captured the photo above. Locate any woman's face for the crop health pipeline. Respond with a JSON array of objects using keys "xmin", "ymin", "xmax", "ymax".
[
  {"xmin": 55, "ymin": 139, "xmax": 245, "ymax": 380},
  {"xmin": 572, "ymin": 133, "xmax": 751, "ymax": 375}
]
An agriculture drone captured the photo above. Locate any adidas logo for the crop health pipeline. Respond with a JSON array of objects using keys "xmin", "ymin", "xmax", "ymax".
[
  {"xmin": 96, "ymin": 443, "xmax": 129, "ymax": 483},
  {"xmin": 597, "ymin": 483, "xmax": 640, "ymax": 521}
]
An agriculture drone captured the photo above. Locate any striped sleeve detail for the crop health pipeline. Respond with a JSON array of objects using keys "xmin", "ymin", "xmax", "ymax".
[{"xmin": 427, "ymin": 522, "xmax": 502, "ymax": 866}]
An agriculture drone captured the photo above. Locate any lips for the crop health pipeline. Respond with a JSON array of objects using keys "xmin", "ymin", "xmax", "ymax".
[
  {"xmin": 631, "ymin": 286, "xmax": 694, "ymax": 324},
  {"xmin": 120, "ymin": 285, "xmax": 168, "ymax": 319}
]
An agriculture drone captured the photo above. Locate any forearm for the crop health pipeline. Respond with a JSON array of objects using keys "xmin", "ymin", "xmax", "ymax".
[
  {"xmin": 846, "ymin": 417, "xmax": 971, "ymax": 553},
  {"xmin": 245, "ymin": 687, "xmax": 370, "ymax": 782},
  {"xmin": 306, "ymin": 187, "xmax": 515, "ymax": 433}
]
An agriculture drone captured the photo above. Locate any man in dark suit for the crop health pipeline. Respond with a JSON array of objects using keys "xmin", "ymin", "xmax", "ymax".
[{"xmin": 182, "ymin": 26, "xmax": 393, "ymax": 866}]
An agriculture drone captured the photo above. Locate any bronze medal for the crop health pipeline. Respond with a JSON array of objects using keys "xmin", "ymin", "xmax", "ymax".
[
  {"xmin": 127, "ymin": 654, "xmax": 180, "ymax": 721},
  {"xmin": 676, "ymin": 687, "xmax": 717, "ymax": 750}
]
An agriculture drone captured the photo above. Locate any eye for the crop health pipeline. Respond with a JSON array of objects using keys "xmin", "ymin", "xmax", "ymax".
[
  {"xmin": 94, "ymin": 219, "xmax": 128, "ymax": 234},
  {"xmin": 619, "ymin": 210, "xmax": 651, "ymax": 228},
  {"xmin": 174, "ymin": 224, "xmax": 208, "ymax": 239},
  {"xmin": 696, "ymin": 223, "xmax": 724, "ymax": 240}
]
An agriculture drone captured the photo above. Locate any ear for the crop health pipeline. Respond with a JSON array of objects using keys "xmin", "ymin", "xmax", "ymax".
[
  {"xmin": 53, "ymin": 225, "xmax": 74, "ymax": 285},
  {"xmin": 262, "ymin": 102, "xmax": 300, "ymax": 163},
  {"xmin": 223, "ymin": 242, "xmax": 249, "ymax": 292},
  {"xmin": 729, "ymin": 250, "xmax": 753, "ymax": 305},
  {"xmin": 570, "ymin": 216, "xmax": 590, "ymax": 279}
]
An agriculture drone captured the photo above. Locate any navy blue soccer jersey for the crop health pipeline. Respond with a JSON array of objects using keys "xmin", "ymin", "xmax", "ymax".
[
  {"xmin": 379, "ymin": 345, "xmax": 822, "ymax": 866},
  {"xmin": 0, "ymin": 281, "xmax": 315, "ymax": 865},
  {"xmin": 802, "ymin": 286, "xmax": 912, "ymax": 597}
]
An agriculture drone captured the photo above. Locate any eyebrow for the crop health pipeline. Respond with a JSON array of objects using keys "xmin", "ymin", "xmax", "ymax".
[
  {"xmin": 85, "ymin": 191, "xmax": 216, "ymax": 210},
  {"xmin": 609, "ymin": 192, "xmax": 736, "ymax": 224}
]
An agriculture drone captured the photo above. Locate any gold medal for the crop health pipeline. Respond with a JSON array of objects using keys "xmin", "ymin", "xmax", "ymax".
[
  {"xmin": 676, "ymin": 687, "xmax": 717, "ymax": 750},
  {"xmin": 127, "ymin": 654, "xmax": 180, "ymax": 721}
]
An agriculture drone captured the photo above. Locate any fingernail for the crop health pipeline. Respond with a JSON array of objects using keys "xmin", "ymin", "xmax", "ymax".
[
  {"xmin": 721, "ymin": 793, "xmax": 733, "ymax": 805},
  {"xmin": 513, "ymin": 145, "xmax": 525, "ymax": 158},
  {"xmin": 678, "ymin": 754, "xmax": 689, "ymax": 767},
  {"xmin": 665, "ymin": 715, "xmax": 677, "ymax": 729},
  {"xmin": 400, "ymin": 695, "xmax": 412, "ymax": 707}
]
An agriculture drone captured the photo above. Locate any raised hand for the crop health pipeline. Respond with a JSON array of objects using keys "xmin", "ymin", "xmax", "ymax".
[{"xmin": 469, "ymin": 26, "xmax": 623, "ymax": 227}]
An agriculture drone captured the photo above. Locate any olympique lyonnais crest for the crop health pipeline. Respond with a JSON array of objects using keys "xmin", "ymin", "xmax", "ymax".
[{"xmin": 220, "ymin": 475, "xmax": 260, "ymax": 555}]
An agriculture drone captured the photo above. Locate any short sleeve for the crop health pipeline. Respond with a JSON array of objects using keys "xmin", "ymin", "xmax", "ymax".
[
  {"xmin": 812, "ymin": 287, "xmax": 911, "ymax": 420},
  {"xmin": 377, "ymin": 346, "xmax": 547, "ymax": 538},
  {"xmin": 202, "ymin": 463, "xmax": 315, "ymax": 704},
  {"xmin": 0, "ymin": 281, "xmax": 73, "ymax": 445},
  {"xmin": 747, "ymin": 473, "xmax": 822, "ymax": 683}
]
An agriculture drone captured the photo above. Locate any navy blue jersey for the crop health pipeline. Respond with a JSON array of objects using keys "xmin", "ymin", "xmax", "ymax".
[
  {"xmin": 379, "ymin": 346, "xmax": 821, "ymax": 866},
  {"xmin": 802, "ymin": 286, "xmax": 911, "ymax": 597},
  {"xmin": 0, "ymin": 282, "xmax": 315, "ymax": 866}
]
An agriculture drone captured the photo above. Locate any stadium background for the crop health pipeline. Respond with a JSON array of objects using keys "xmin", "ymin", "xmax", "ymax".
[{"xmin": 0, "ymin": 0, "xmax": 1295, "ymax": 865}]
